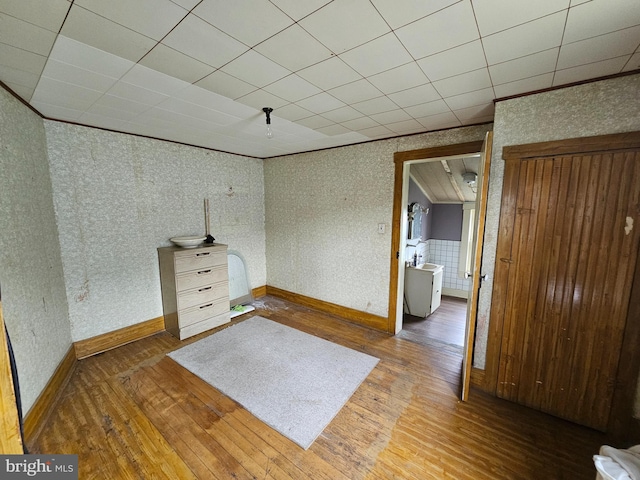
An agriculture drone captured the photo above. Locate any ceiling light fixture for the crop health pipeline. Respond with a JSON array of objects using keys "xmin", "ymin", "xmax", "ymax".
[{"xmin": 262, "ymin": 107, "xmax": 273, "ymax": 139}]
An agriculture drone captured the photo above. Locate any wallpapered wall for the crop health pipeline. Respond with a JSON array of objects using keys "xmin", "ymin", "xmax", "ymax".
[
  {"xmin": 0, "ymin": 89, "xmax": 72, "ymax": 413},
  {"xmin": 474, "ymin": 73, "xmax": 640, "ymax": 416},
  {"xmin": 264, "ymin": 125, "xmax": 492, "ymax": 318},
  {"xmin": 44, "ymin": 122, "xmax": 267, "ymax": 342}
]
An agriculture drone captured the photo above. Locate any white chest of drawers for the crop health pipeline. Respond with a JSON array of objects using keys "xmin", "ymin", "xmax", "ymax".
[{"xmin": 158, "ymin": 243, "xmax": 230, "ymax": 340}]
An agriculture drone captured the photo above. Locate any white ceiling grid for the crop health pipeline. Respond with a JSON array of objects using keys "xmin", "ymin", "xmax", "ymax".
[{"xmin": 0, "ymin": 0, "xmax": 638, "ymax": 157}]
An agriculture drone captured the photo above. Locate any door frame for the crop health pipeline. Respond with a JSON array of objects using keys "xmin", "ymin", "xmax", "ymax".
[
  {"xmin": 388, "ymin": 140, "xmax": 487, "ymax": 398},
  {"xmin": 484, "ymin": 131, "xmax": 640, "ymax": 440}
]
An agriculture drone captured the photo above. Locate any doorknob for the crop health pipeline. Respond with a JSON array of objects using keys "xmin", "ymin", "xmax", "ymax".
[{"xmin": 480, "ymin": 274, "xmax": 489, "ymax": 282}]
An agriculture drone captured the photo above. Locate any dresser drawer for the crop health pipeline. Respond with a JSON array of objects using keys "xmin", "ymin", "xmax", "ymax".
[
  {"xmin": 177, "ymin": 281, "xmax": 228, "ymax": 311},
  {"xmin": 175, "ymin": 249, "xmax": 225, "ymax": 274},
  {"xmin": 178, "ymin": 297, "xmax": 229, "ymax": 328},
  {"xmin": 177, "ymin": 311, "xmax": 230, "ymax": 340},
  {"xmin": 176, "ymin": 265, "xmax": 227, "ymax": 292}
]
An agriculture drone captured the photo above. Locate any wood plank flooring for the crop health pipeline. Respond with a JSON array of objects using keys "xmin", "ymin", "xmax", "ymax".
[{"xmin": 31, "ymin": 296, "xmax": 609, "ymax": 479}]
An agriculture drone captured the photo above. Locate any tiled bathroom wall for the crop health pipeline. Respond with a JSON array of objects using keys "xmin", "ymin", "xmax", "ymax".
[{"xmin": 427, "ymin": 239, "xmax": 470, "ymax": 293}]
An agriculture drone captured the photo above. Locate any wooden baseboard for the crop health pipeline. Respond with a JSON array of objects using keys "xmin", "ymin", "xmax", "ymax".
[
  {"xmin": 251, "ymin": 285, "xmax": 267, "ymax": 298},
  {"xmin": 74, "ymin": 316, "xmax": 165, "ymax": 360},
  {"xmin": 266, "ymin": 286, "xmax": 389, "ymax": 331},
  {"xmin": 24, "ymin": 346, "xmax": 77, "ymax": 447}
]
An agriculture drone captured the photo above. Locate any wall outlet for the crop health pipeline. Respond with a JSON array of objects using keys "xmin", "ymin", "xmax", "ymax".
[{"xmin": 378, "ymin": 223, "xmax": 386, "ymax": 234}]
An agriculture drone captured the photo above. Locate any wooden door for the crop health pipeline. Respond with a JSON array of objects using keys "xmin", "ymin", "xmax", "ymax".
[
  {"xmin": 461, "ymin": 131, "xmax": 492, "ymax": 401},
  {"xmin": 494, "ymin": 142, "xmax": 640, "ymax": 430}
]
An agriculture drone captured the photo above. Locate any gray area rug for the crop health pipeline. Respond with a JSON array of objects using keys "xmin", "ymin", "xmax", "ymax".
[{"xmin": 168, "ymin": 315, "xmax": 379, "ymax": 449}]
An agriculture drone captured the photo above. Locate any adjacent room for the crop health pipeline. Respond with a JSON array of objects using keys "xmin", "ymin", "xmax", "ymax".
[{"xmin": 1, "ymin": 1, "xmax": 640, "ymax": 478}]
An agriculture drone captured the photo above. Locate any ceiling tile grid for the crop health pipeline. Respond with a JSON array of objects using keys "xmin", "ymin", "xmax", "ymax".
[{"xmin": 0, "ymin": 0, "xmax": 638, "ymax": 157}]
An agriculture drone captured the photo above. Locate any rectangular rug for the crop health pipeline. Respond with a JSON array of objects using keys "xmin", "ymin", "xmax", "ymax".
[{"xmin": 167, "ymin": 315, "xmax": 379, "ymax": 449}]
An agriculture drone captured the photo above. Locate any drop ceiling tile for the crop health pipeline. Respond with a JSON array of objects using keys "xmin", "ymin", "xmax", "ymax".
[
  {"xmin": 299, "ymin": 0, "xmax": 390, "ymax": 53},
  {"xmin": 404, "ymin": 99, "xmax": 452, "ymax": 118},
  {"xmin": 553, "ymin": 56, "xmax": 630, "ymax": 86},
  {"xmin": 120, "ymin": 64, "xmax": 189, "ymax": 96},
  {"xmin": 8, "ymin": 84, "xmax": 34, "ymax": 102},
  {"xmin": 78, "ymin": 112, "xmax": 128, "ymax": 131},
  {"xmin": 368, "ymin": 62, "xmax": 430, "ymax": 94},
  {"xmin": 297, "ymin": 57, "xmax": 362, "ymax": 90},
  {"xmin": 339, "ymin": 33, "xmax": 413, "ymax": 77},
  {"xmin": 0, "ymin": 0, "xmax": 70, "ymax": 32},
  {"xmin": 564, "ymin": 0, "xmax": 640, "ymax": 44},
  {"xmin": 49, "ymin": 36, "xmax": 134, "ymax": 79},
  {"xmin": 482, "ymin": 12, "xmax": 566, "ymax": 65},
  {"xmin": 1, "ymin": 65, "xmax": 40, "ymax": 89},
  {"xmin": 0, "ymin": 43, "xmax": 46, "ymax": 75},
  {"xmin": 156, "ymin": 97, "xmax": 238, "ymax": 125},
  {"xmin": 221, "ymin": 50, "xmax": 290, "ymax": 88},
  {"xmin": 453, "ymin": 102, "xmax": 495, "ymax": 122},
  {"xmin": 106, "ymin": 81, "xmax": 169, "ymax": 106},
  {"xmin": 85, "ymin": 101, "xmax": 144, "ymax": 121},
  {"xmin": 396, "ymin": 1, "xmax": 479, "ymax": 59},
  {"xmin": 269, "ymin": 0, "xmax": 332, "ymax": 21},
  {"xmin": 196, "ymin": 70, "xmax": 256, "ymax": 99},
  {"xmin": 0, "ymin": 13, "xmax": 57, "ymax": 56},
  {"xmin": 41, "ymin": 59, "xmax": 118, "ymax": 92},
  {"xmin": 194, "ymin": 0, "xmax": 293, "ymax": 46},
  {"xmin": 623, "ymin": 52, "xmax": 640, "ymax": 71},
  {"xmin": 387, "ymin": 119, "xmax": 424, "ymax": 134},
  {"xmin": 162, "ymin": 14, "xmax": 248, "ymax": 68},
  {"xmin": 493, "ymin": 72, "xmax": 554, "ymax": 98},
  {"xmin": 388, "ymin": 83, "xmax": 442, "ymax": 108},
  {"xmin": 370, "ymin": 0, "xmax": 459, "ymax": 29},
  {"xmin": 263, "ymin": 74, "xmax": 322, "ymax": 102},
  {"xmin": 254, "ymin": 24, "xmax": 333, "ymax": 72},
  {"xmin": 235, "ymin": 89, "xmax": 289, "ymax": 111},
  {"xmin": 75, "ymin": 0, "xmax": 187, "ymax": 40},
  {"xmin": 370, "ymin": 108, "xmax": 412, "ymax": 124},
  {"xmin": 352, "ymin": 95, "xmax": 398, "ymax": 115},
  {"xmin": 297, "ymin": 92, "xmax": 346, "ymax": 114},
  {"xmin": 416, "ymin": 111, "xmax": 461, "ymax": 130},
  {"xmin": 170, "ymin": 0, "xmax": 200, "ymax": 9},
  {"xmin": 274, "ymin": 103, "xmax": 314, "ymax": 122},
  {"xmin": 341, "ymin": 116, "xmax": 378, "ymax": 130},
  {"xmin": 94, "ymin": 93, "xmax": 155, "ymax": 115},
  {"xmin": 489, "ymin": 48, "xmax": 559, "ymax": 85},
  {"xmin": 570, "ymin": 0, "xmax": 592, "ymax": 5},
  {"xmin": 61, "ymin": 6, "xmax": 156, "ymax": 62},
  {"xmin": 316, "ymin": 124, "xmax": 351, "ymax": 136},
  {"xmin": 32, "ymin": 77, "xmax": 103, "ymax": 110},
  {"xmin": 328, "ymin": 79, "xmax": 384, "ymax": 104},
  {"xmin": 296, "ymin": 115, "xmax": 335, "ymax": 129},
  {"xmin": 444, "ymin": 87, "xmax": 495, "ymax": 110},
  {"xmin": 358, "ymin": 125, "xmax": 393, "ymax": 138},
  {"xmin": 139, "ymin": 44, "xmax": 214, "ymax": 83},
  {"xmin": 557, "ymin": 26, "xmax": 640, "ymax": 70},
  {"xmin": 322, "ymin": 106, "xmax": 364, "ymax": 123},
  {"xmin": 433, "ymin": 68, "xmax": 492, "ymax": 98},
  {"xmin": 31, "ymin": 101, "xmax": 84, "ymax": 121},
  {"xmin": 417, "ymin": 40, "xmax": 487, "ymax": 82},
  {"xmin": 473, "ymin": 0, "xmax": 570, "ymax": 37}
]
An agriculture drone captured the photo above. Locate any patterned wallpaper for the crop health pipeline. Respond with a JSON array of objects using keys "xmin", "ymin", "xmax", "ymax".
[
  {"xmin": 0, "ymin": 88, "xmax": 72, "ymax": 413},
  {"xmin": 264, "ymin": 125, "xmax": 492, "ymax": 318},
  {"xmin": 45, "ymin": 122, "xmax": 266, "ymax": 341}
]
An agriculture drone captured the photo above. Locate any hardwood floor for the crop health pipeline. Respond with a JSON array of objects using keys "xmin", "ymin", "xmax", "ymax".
[
  {"xmin": 399, "ymin": 296, "xmax": 467, "ymax": 354},
  {"xmin": 31, "ymin": 296, "xmax": 608, "ymax": 479}
]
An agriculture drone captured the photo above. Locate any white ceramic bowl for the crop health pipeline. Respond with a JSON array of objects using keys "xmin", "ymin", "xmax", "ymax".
[{"xmin": 170, "ymin": 236, "xmax": 206, "ymax": 248}]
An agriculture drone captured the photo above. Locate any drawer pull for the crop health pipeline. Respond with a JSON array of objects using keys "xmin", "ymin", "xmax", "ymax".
[
  {"xmin": 196, "ymin": 252, "xmax": 211, "ymax": 257},
  {"xmin": 198, "ymin": 286, "xmax": 212, "ymax": 292},
  {"xmin": 200, "ymin": 303, "xmax": 213, "ymax": 309},
  {"xmin": 197, "ymin": 269, "xmax": 212, "ymax": 275}
]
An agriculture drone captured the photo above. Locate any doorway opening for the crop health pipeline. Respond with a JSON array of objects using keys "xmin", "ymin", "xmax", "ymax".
[{"xmin": 396, "ymin": 155, "xmax": 480, "ymax": 357}]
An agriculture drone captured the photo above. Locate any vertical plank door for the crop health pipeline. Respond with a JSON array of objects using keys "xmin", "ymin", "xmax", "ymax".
[{"xmin": 494, "ymin": 148, "xmax": 640, "ymax": 431}]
